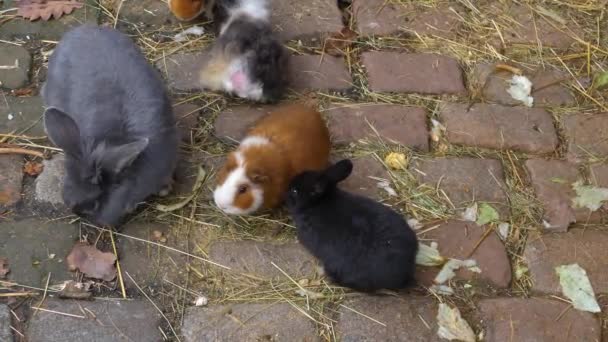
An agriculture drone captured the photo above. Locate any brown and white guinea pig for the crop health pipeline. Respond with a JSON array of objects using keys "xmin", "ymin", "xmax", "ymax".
[
  {"xmin": 213, "ymin": 104, "xmax": 331, "ymax": 215},
  {"xmin": 168, "ymin": 0, "xmax": 211, "ymax": 21}
]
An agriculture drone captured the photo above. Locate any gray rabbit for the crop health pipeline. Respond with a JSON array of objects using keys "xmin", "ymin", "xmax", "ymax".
[{"xmin": 42, "ymin": 25, "xmax": 179, "ymax": 227}]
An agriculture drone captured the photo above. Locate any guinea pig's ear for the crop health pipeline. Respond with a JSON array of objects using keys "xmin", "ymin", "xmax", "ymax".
[
  {"xmin": 43, "ymin": 107, "xmax": 82, "ymax": 157},
  {"xmin": 98, "ymin": 138, "xmax": 149, "ymax": 175},
  {"xmin": 323, "ymin": 159, "xmax": 353, "ymax": 185}
]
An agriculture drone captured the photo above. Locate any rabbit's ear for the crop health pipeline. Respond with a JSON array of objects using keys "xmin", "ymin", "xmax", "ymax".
[
  {"xmin": 323, "ymin": 159, "xmax": 353, "ymax": 185},
  {"xmin": 43, "ymin": 107, "xmax": 82, "ymax": 156},
  {"xmin": 99, "ymin": 138, "xmax": 149, "ymax": 175}
]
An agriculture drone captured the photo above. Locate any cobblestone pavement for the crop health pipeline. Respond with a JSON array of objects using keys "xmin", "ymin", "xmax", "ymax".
[{"xmin": 1, "ymin": 0, "xmax": 608, "ymax": 341}]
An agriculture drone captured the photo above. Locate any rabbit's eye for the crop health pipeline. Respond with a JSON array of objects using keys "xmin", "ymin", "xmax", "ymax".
[
  {"xmin": 237, "ymin": 184, "xmax": 248, "ymax": 194},
  {"xmin": 291, "ymin": 189, "xmax": 298, "ymax": 195}
]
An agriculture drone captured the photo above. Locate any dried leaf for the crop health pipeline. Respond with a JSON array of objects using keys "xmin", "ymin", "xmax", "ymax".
[
  {"xmin": 416, "ymin": 242, "xmax": 446, "ymax": 266},
  {"xmin": 17, "ymin": 0, "xmax": 84, "ymax": 21},
  {"xmin": 430, "ymin": 119, "xmax": 446, "ymax": 142},
  {"xmin": 507, "ymin": 75, "xmax": 534, "ymax": 107},
  {"xmin": 323, "ymin": 27, "xmax": 358, "ymax": 56},
  {"xmin": 57, "ymin": 280, "xmax": 93, "ymax": 300},
  {"xmin": 556, "ymin": 264, "xmax": 601, "ymax": 313},
  {"xmin": 497, "ymin": 222, "xmax": 510, "ymax": 240},
  {"xmin": 461, "ymin": 203, "xmax": 478, "ymax": 222},
  {"xmin": 437, "ymin": 303, "xmax": 476, "ymax": 342},
  {"xmin": 0, "ymin": 258, "xmax": 9, "ymax": 278},
  {"xmin": 384, "ymin": 152, "xmax": 407, "ymax": 170},
  {"xmin": 66, "ymin": 242, "xmax": 117, "ymax": 281},
  {"xmin": 434, "ymin": 259, "xmax": 480, "ymax": 285},
  {"xmin": 23, "ymin": 161, "xmax": 43, "ymax": 176},
  {"xmin": 572, "ymin": 181, "xmax": 608, "ymax": 211},
  {"xmin": 476, "ymin": 203, "xmax": 499, "ymax": 226},
  {"xmin": 12, "ymin": 87, "xmax": 35, "ymax": 97},
  {"xmin": 593, "ymin": 71, "xmax": 608, "ymax": 90}
]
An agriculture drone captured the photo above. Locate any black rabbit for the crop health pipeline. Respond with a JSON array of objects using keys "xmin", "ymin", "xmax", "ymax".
[
  {"xmin": 42, "ymin": 25, "xmax": 179, "ymax": 227},
  {"xmin": 286, "ymin": 159, "xmax": 418, "ymax": 292}
]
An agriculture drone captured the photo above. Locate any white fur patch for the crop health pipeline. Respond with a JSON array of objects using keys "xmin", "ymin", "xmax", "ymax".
[
  {"xmin": 240, "ymin": 135, "xmax": 270, "ymax": 148},
  {"xmin": 219, "ymin": 0, "xmax": 270, "ymax": 35},
  {"xmin": 213, "ymin": 151, "xmax": 264, "ymax": 215}
]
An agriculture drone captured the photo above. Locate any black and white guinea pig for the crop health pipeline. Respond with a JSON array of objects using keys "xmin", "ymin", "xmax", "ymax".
[
  {"xmin": 199, "ymin": 0, "xmax": 289, "ymax": 103},
  {"xmin": 286, "ymin": 159, "xmax": 419, "ymax": 292}
]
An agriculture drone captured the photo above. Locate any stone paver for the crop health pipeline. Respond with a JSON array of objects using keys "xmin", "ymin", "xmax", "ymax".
[
  {"xmin": 590, "ymin": 163, "xmax": 608, "ymax": 186},
  {"xmin": 27, "ymin": 298, "xmax": 162, "ymax": 342},
  {"xmin": 325, "ymin": 104, "xmax": 429, "ymax": 151},
  {"xmin": 524, "ymin": 229, "xmax": 608, "ymax": 294},
  {"xmin": 362, "ymin": 52, "xmax": 465, "ymax": 94},
  {"xmin": 525, "ymin": 159, "xmax": 601, "ymax": 231},
  {"xmin": 417, "ymin": 220, "xmax": 511, "ymax": 288},
  {"xmin": 439, "ymin": 103, "xmax": 558, "ymax": 154},
  {"xmin": 0, "ymin": 44, "xmax": 31, "ymax": 89},
  {"xmin": 289, "ymin": 55, "xmax": 352, "ymax": 91},
  {"xmin": 214, "ymin": 105, "xmax": 274, "ymax": 142},
  {"xmin": 478, "ymin": 298, "xmax": 600, "ymax": 341},
  {"xmin": 353, "ymin": 0, "xmax": 463, "ymax": 38},
  {"xmin": 0, "ymin": 0, "xmax": 99, "ymax": 40},
  {"xmin": 157, "ymin": 51, "xmax": 209, "ymax": 92},
  {"xmin": 471, "ymin": 63, "xmax": 575, "ymax": 107},
  {"xmin": 0, "ymin": 219, "xmax": 78, "ymax": 287},
  {"xmin": 337, "ymin": 155, "xmax": 391, "ymax": 199},
  {"xmin": 0, "ymin": 95, "xmax": 45, "ymax": 136},
  {"xmin": 488, "ymin": 4, "xmax": 581, "ymax": 49},
  {"xmin": 0, "ymin": 155, "xmax": 24, "ymax": 208},
  {"xmin": 182, "ymin": 303, "xmax": 319, "ymax": 342},
  {"xmin": 0, "ymin": 304, "xmax": 11, "ymax": 342},
  {"xmin": 271, "ymin": 0, "xmax": 342, "ymax": 42},
  {"xmin": 563, "ymin": 113, "xmax": 608, "ymax": 162},
  {"xmin": 208, "ymin": 241, "xmax": 317, "ymax": 279},
  {"xmin": 414, "ymin": 158, "xmax": 509, "ymax": 217},
  {"xmin": 336, "ymin": 295, "xmax": 440, "ymax": 341},
  {"xmin": 34, "ymin": 154, "xmax": 66, "ymax": 206},
  {"xmin": 114, "ymin": 0, "xmax": 175, "ymax": 28},
  {"xmin": 174, "ymin": 103, "xmax": 200, "ymax": 142}
]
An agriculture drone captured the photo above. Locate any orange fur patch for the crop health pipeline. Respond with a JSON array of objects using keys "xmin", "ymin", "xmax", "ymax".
[
  {"xmin": 169, "ymin": 0, "xmax": 205, "ymax": 21},
  {"xmin": 215, "ymin": 152, "xmax": 237, "ymax": 187},
  {"xmin": 233, "ymin": 189, "xmax": 254, "ymax": 210}
]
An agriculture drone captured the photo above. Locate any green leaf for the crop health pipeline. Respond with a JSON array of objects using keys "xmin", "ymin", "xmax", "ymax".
[
  {"xmin": 476, "ymin": 203, "xmax": 499, "ymax": 225},
  {"xmin": 594, "ymin": 71, "xmax": 608, "ymax": 90},
  {"xmin": 572, "ymin": 181, "xmax": 608, "ymax": 211},
  {"xmin": 556, "ymin": 264, "xmax": 601, "ymax": 313}
]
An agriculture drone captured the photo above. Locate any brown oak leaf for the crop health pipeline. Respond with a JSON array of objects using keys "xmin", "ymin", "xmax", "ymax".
[
  {"xmin": 66, "ymin": 242, "xmax": 117, "ymax": 281},
  {"xmin": 323, "ymin": 28, "xmax": 358, "ymax": 57},
  {"xmin": 17, "ymin": 0, "xmax": 84, "ymax": 22},
  {"xmin": 0, "ymin": 258, "xmax": 9, "ymax": 279},
  {"xmin": 23, "ymin": 161, "xmax": 44, "ymax": 176},
  {"xmin": 58, "ymin": 280, "xmax": 93, "ymax": 300}
]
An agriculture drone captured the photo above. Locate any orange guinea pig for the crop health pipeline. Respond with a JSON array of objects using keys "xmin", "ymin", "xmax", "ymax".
[
  {"xmin": 213, "ymin": 104, "xmax": 331, "ymax": 215},
  {"xmin": 168, "ymin": 0, "xmax": 208, "ymax": 21}
]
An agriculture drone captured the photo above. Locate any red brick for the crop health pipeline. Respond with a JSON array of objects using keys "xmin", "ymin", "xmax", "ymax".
[
  {"xmin": 362, "ymin": 52, "xmax": 465, "ymax": 94},
  {"xmin": 325, "ymin": 104, "xmax": 429, "ymax": 150},
  {"xmin": 417, "ymin": 220, "xmax": 512, "ymax": 288},
  {"xmin": 525, "ymin": 159, "xmax": 602, "ymax": 232},
  {"xmin": 471, "ymin": 63, "xmax": 575, "ymax": 107},
  {"xmin": 353, "ymin": 0, "xmax": 464, "ymax": 38},
  {"xmin": 156, "ymin": 51, "xmax": 208, "ymax": 91},
  {"xmin": 479, "ymin": 298, "xmax": 600, "ymax": 342},
  {"xmin": 590, "ymin": 164, "xmax": 608, "ymax": 187},
  {"xmin": 271, "ymin": 0, "xmax": 343, "ymax": 41},
  {"xmin": 174, "ymin": 103, "xmax": 200, "ymax": 143},
  {"xmin": 336, "ymin": 296, "xmax": 441, "ymax": 341},
  {"xmin": 0, "ymin": 155, "xmax": 24, "ymax": 208},
  {"xmin": 414, "ymin": 158, "xmax": 509, "ymax": 217},
  {"xmin": 439, "ymin": 103, "xmax": 558, "ymax": 153},
  {"xmin": 337, "ymin": 155, "xmax": 390, "ymax": 199},
  {"xmin": 563, "ymin": 113, "xmax": 608, "ymax": 162},
  {"xmin": 208, "ymin": 241, "xmax": 318, "ymax": 279},
  {"xmin": 524, "ymin": 229, "xmax": 608, "ymax": 294},
  {"xmin": 288, "ymin": 55, "xmax": 352, "ymax": 92},
  {"xmin": 213, "ymin": 105, "xmax": 275, "ymax": 142}
]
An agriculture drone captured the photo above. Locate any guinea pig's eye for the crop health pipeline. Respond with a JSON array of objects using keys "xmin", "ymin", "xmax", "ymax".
[
  {"xmin": 238, "ymin": 184, "xmax": 248, "ymax": 194},
  {"xmin": 291, "ymin": 188, "xmax": 298, "ymax": 195}
]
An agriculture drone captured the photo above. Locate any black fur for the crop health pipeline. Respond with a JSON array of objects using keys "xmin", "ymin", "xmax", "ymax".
[
  {"xmin": 286, "ymin": 160, "xmax": 419, "ymax": 292},
  {"xmin": 42, "ymin": 25, "xmax": 178, "ymax": 227}
]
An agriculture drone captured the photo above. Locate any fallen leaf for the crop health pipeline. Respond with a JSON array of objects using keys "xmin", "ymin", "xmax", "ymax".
[
  {"xmin": 66, "ymin": 242, "xmax": 117, "ymax": 281},
  {"xmin": 323, "ymin": 27, "xmax": 358, "ymax": 57},
  {"xmin": 556, "ymin": 263, "xmax": 601, "ymax": 313},
  {"xmin": 23, "ymin": 161, "xmax": 43, "ymax": 176},
  {"xmin": 384, "ymin": 152, "xmax": 407, "ymax": 170},
  {"xmin": 507, "ymin": 75, "xmax": 534, "ymax": 107},
  {"xmin": 476, "ymin": 203, "xmax": 499, "ymax": 226},
  {"xmin": 416, "ymin": 242, "xmax": 446, "ymax": 267},
  {"xmin": 593, "ymin": 71, "xmax": 608, "ymax": 90},
  {"xmin": 437, "ymin": 303, "xmax": 476, "ymax": 342},
  {"xmin": 194, "ymin": 296, "xmax": 208, "ymax": 306},
  {"xmin": 430, "ymin": 119, "xmax": 446, "ymax": 142},
  {"xmin": 434, "ymin": 259, "xmax": 480, "ymax": 285},
  {"xmin": 0, "ymin": 258, "xmax": 9, "ymax": 278},
  {"xmin": 461, "ymin": 203, "xmax": 478, "ymax": 222},
  {"xmin": 12, "ymin": 87, "xmax": 35, "ymax": 97},
  {"xmin": 572, "ymin": 181, "xmax": 608, "ymax": 211},
  {"xmin": 156, "ymin": 166, "xmax": 206, "ymax": 212},
  {"xmin": 17, "ymin": 0, "xmax": 84, "ymax": 21},
  {"xmin": 57, "ymin": 280, "xmax": 93, "ymax": 300}
]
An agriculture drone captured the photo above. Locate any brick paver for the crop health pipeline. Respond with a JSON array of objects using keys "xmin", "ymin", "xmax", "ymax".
[
  {"xmin": 0, "ymin": 45, "xmax": 31, "ymax": 89},
  {"xmin": 0, "ymin": 304, "xmax": 11, "ymax": 342},
  {"xmin": 34, "ymin": 154, "xmax": 65, "ymax": 206},
  {"xmin": 214, "ymin": 105, "xmax": 273, "ymax": 142},
  {"xmin": 0, "ymin": 155, "xmax": 23, "ymax": 208},
  {"xmin": 271, "ymin": 0, "xmax": 342, "ymax": 41},
  {"xmin": 563, "ymin": 113, "xmax": 608, "ymax": 162},
  {"xmin": 0, "ymin": 95, "xmax": 46, "ymax": 136},
  {"xmin": 288, "ymin": 55, "xmax": 352, "ymax": 91},
  {"xmin": 157, "ymin": 51, "xmax": 209, "ymax": 92},
  {"xmin": 439, "ymin": 103, "xmax": 558, "ymax": 153},
  {"xmin": 337, "ymin": 154, "xmax": 391, "ymax": 199}
]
